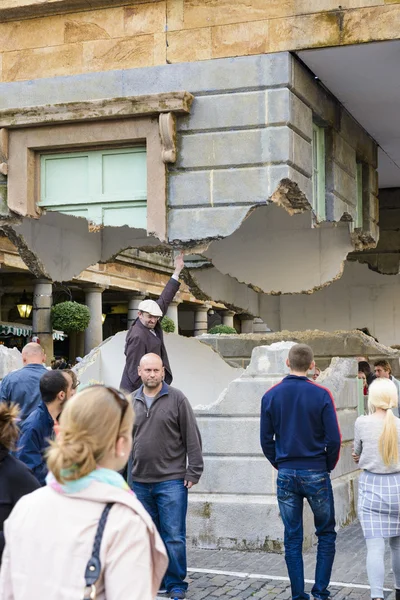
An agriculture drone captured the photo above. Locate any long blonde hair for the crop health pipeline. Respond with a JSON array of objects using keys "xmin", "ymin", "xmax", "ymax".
[
  {"xmin": 368, "ymin": 378, "xmax": 399, "ymax": 466},
  {"xmin": 47, "ymin": 386, "xmax": 134, "ymax": 483}
]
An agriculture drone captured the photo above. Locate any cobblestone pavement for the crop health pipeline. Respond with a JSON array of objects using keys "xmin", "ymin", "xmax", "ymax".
[{"xmin": 157, "ymin": 522, "xmax": 396, "ymax": 600}]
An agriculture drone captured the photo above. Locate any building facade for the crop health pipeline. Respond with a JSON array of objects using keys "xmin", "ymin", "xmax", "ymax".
[{"xmin": 0, "ymin": 1, "xmax": 399, "ymax": 349}]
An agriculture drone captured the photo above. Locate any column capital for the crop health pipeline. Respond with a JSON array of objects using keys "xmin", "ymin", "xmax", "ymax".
[
  {"xmin": 84, "ymin": 286, "xmax": 105, "ymax": 294},
  {"xmin": 168, "ymin": 299, "xmax": 182, "ymax": 307},
  {"xmin": 222, "ymin": 309, "xmax": 236, "ymax": 316},
  {"xmin": 34, "ymin": 278, "xmax": 53, "ymax": 285},
  {"xmin": 195, "ymin": 303, "xmax": 210, "ymax": 313}
]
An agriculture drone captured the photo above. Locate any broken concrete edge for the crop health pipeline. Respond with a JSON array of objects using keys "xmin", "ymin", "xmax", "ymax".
[
  {"xmin": 187, "ymin": 252, "xmax": 347, "ymax": 300},
  {"xmin": 270, "ymin": 177, "xmax": 313, "ymax": 215},
  {"xmin": 198, "ymin": 329, "xmax": 400, "ymax": 357},
  {"xmin": 1, "ymin": 224, "xmax": 51, "ymax": 278}
]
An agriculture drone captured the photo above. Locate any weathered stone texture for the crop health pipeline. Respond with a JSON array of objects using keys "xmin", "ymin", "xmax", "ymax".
[{"xmin": 0, "ymin": 1, "xmax": 399, "ymax": 83}]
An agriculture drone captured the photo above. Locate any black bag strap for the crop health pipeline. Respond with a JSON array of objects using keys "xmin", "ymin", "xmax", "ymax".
[{"xmin": 82, "ymin": 503, "xmax": 114, "ymax": 600}]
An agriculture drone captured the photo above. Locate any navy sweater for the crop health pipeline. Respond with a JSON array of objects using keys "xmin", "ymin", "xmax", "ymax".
[{"xmin": 260, "ymin": 375, "xmax": 341, "ymax": 472}]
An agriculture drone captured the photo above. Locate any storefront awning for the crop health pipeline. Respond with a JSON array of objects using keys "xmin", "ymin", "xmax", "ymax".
[{"xmin": 0, "ymin": 322, "xmax": 66, "ymax": 341}]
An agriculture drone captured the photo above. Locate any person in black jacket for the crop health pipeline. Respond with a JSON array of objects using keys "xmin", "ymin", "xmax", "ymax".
[
  {"xmin": 120, "ymin": 252, "xmax": 184, "ymax": 394},
  {"xmin": 0, "ymin": 403, "xmax": 40, "ymax": 563}
]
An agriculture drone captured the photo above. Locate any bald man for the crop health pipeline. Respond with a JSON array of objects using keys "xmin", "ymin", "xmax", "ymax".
[
  {"xmin": 0, "ymin": 343, "xmax": 48, "ymax": 422},
  {"xmin": 130, "ymin": 353, "xmax": 203, "ymax": 599}
]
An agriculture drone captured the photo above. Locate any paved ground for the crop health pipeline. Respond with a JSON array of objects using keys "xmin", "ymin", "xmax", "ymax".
[{"xmin": 158, "ymin": 521, "xmax": 396, "ymax": 600}]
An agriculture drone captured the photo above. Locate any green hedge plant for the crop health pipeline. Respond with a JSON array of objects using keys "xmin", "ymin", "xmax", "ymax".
[
  {"xmin": 208, "ymin": 324, "xmax": 237, "ymax": 334},
  {"xmin": 161, "ymin": 315, "xmax": 175, "ymax": 333},
  {"xmin": 51, "ymin": 301, "xmax": 91, "ymax": 333}
]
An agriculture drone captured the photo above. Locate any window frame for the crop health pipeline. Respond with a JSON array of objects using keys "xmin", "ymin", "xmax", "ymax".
[
  {"xmin": 355, "ymin": 162, "xmax": 364, "ymax": 229},
  {"xmin": 312, "ymin": 123, "xmax": 326, "ymax": 220}
]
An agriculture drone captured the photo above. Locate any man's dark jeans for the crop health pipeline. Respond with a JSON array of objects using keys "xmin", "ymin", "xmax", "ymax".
[
  {"xmin": 277, "ymin": 469, "xmax": 336, "ymax": 600},
  {"xmin": 132, "ymin": 479, "xmax": 188, "ymax": 594}
]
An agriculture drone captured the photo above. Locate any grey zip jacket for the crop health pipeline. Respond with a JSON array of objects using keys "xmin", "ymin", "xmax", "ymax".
[{"xmin": 131, "ymin": 382, "xmax": 203, "ymax": 484}]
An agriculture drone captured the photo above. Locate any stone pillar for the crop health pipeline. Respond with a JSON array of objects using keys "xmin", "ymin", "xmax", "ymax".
[
  {"xmin": 84, "ymin": 287, "xmax": 104, "ymax": 355},
  {"xmin": 241, "ymin": 317, "xmax": 254, "ymax": 334},
  {"xmin": 222, "ymin": 310, "xmax": 235, "ymax": 329},
  {"xmin": 32, "ymin": 279, "xmax": 53, "ymax": 364},
  {"xmin": 166, "ymin": 300, "xmax": 180, "ymax": 334},
  {"xmin": 253, "ymin": 317, "xmax": 270, "ymax": 333},
  {"xmin": 194, "ymin": 305, "xmax": 209, "ymax": 336},
  {"xmin": 127, "ymin": 293, "xmax": 145, "ymax": 328}
]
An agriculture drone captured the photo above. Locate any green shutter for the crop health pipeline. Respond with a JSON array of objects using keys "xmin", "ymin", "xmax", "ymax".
[
  {"xmin": 312, "ymin": 124, "xmax": 326, "ymax": 220},
  {"xmin": 355, "ymin": 163, "xmax": 363, "ymax": 229},
  {"xmin": 40, "ymin": 147, "xmax": 147, "ymax": 228}
]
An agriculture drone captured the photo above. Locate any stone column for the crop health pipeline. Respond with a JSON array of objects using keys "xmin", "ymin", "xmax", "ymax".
[
  {"xmin": 253, "ymin": 318, "xmax": 270, "ymax": 333},
  {"xmin": 166, "ymin": 300, "xmax": 180, "ymax": 334},
  {"xmin": 241, "ymin": 317, "xmax": 254, "ymax": 334},
  {"xmin": 32, "ymin": 279, "xmax": 53, "ymax": 364},
  {"xmin": 84, "ymin": 286, "xmax": 104, "ymax": 355},
  {"xmin": 127, "ymin": 293, "xmax": 145, "ymax": 328},
  {"xmin": 222, "ymin": 310, "xmax": 235, "ymax": 329},
  {"xmin": 194, "ymin": 305, "xmax": 209, "ymax": 336}
]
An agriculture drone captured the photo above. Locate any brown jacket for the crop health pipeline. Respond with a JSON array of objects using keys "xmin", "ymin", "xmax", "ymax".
[
  {"xmin": 0, "ymin": 482, "xmax": 168, "ymax": 600},
  {"xmin": 120, "ymin": 277, "xmax": 180, "ymax": 393},
  {"xmin": 132, "ymin": 383, "xmax": 204, "ymax": 484}
]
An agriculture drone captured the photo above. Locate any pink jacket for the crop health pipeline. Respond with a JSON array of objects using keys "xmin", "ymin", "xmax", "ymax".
[{"xmin": 0, "ymin": 481, "xmax": 168, "ymax": 600}]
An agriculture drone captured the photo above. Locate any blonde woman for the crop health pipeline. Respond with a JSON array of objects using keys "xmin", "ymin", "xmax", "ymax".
[
  {"xmin": 0, "ymin": 386, "xmax": 167, "ymax": 599},
  {"xmin": 353, "ymin": 378, "xmax": 400, "ymax": 600}
]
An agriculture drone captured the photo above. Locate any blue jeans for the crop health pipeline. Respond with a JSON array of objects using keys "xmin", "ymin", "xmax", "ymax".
[
  {"xmin": 277, "ymin": 469, "xmax": 336, "ymax": 600},
  {"xmin": 132, "ymin": 479, "xmax": 188, "ymax": 593}
]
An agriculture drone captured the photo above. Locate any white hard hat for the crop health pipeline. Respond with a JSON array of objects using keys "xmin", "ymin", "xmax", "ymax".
[{"xmin": 138, "ymin": 299, "xmax": 163, "ymax": 317}]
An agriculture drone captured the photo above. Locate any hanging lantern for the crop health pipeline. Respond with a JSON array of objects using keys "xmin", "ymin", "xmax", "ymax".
[{"xmin": 17, "ymin": 290, "xmax": 33, "ymax": 319}]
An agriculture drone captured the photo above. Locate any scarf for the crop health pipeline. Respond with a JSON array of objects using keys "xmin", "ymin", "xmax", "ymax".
[{"xmin": 46, "ymin": 467, "xmax": 133, "ymax": 495}]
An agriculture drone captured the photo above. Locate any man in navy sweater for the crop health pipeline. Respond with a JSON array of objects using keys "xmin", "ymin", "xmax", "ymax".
[{"xmin": 260, "ymin": 344, "xmax": 341, "ymax": 600}]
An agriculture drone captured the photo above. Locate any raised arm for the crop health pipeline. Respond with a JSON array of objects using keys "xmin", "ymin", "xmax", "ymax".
[{"xmin": 156, "ymin": 253, "xmax": 183, "ymax": 316}]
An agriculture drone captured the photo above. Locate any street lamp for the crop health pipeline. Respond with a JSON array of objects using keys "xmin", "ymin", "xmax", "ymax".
[
  {"xmin": 17, "ymin": 290, "xmax": 32, "ymax": 319},
  {"xmin": 101, "ymin": 313, "xmax": 106, "ymax": 324}
]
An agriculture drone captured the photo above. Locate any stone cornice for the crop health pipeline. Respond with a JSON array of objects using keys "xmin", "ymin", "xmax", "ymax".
[
  {"xmin": 0, "ymin": 0, "xmax": 154, "ymax": 21},
  {"xmin": 0, "ymin": 91, "xmax": 193, "ymax": 129}
]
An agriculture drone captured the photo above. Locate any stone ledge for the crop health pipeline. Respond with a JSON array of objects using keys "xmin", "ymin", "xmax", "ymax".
[
  {"xmin": 0, "ymin": 0, "xmax": 152, "ymax": 21},
  {"xmin": 0, "ymin": 91, "xmax": 193, "ymax": 128}
]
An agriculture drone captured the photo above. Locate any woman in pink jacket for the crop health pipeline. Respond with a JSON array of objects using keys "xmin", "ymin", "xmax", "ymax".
[{"xmin": 0, "ymin": 385, "xmax": 168, "ymax": 600}]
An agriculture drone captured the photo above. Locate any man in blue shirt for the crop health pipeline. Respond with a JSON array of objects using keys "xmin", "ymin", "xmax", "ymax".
[
  {"xmin": 17, "ymin": 370, "xmax": 73, "ymax": 485},
  {"xmin": 0, "ymin": 343, "xmax": 47, "ymax": 422},
  {"xmin": 260, "ymin": 344, "xmax": 341, "ymax": 600}
]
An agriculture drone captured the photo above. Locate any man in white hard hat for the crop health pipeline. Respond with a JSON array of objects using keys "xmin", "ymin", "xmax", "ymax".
[{"xmin": 120, "ymin": 253, "xmax": 185, "ymax": 393}]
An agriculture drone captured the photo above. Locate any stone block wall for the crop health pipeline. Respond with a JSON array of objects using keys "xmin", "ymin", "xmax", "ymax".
[
  {"xmin": 189, "ymin": 343, "xmax": 360, "ymax": 551},
  {"xmin": 349, "ymin": 188, "xmax": 400, "ymax": 274},
  {"xmin": 0, "ymin": 51, "xmax": 379, "ymax": 249},
  {"xmin": 167, "ymin": 52, "xmax": 378, "ymax": 243},
  {"xmin": 0, "ymin": 1, "xmax": 400, "ymax": 83}
]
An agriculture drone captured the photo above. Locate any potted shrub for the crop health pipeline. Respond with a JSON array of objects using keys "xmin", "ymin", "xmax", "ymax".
[
  {"xmin": 161, "ymin": 315, "xmax": 175, "ymax": 333},
  {"xmin": 51, "ymin": 301, "xmax": 91, "ymax": 333}
]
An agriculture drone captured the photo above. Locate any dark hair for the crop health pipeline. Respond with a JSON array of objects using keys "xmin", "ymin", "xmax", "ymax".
[
  {"xmin": 0, "ymin": 403, "xmax": 20, "ymax": 451},
  {"xmin": 288, "ymin": 344, "xmax": 314, "ymax": 372},
  {"xmin": 40, "ymin": 370, "xmax": 70, "ymax": 404},
  {"xmin": 374, "ymin": 359, "xmax": 391, "ymax": 374},
  {"xmin": 358, "ymin": 361, "xmax": 371, "ymax": 376}
]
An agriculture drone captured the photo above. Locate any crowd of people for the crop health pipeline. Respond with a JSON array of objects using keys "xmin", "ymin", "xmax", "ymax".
[{"xmin": 0, "ymin": 251, "xmax": 399, "ymax": 600}]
